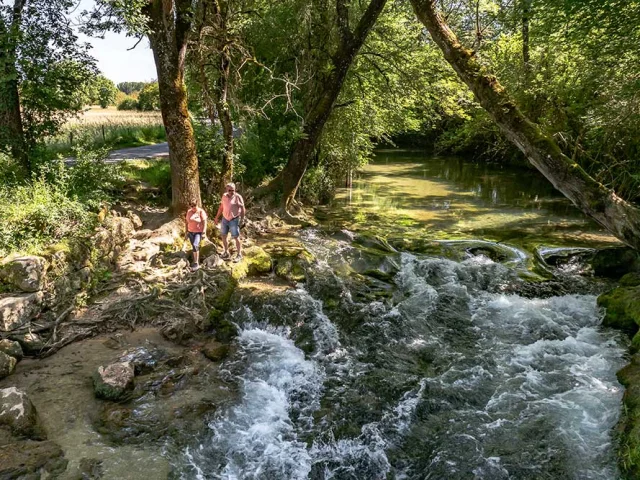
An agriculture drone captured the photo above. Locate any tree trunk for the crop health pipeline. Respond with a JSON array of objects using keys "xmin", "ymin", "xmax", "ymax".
[
  {"xmin": 215, "ymin": 54, "xmax": 234, "ymax": 191},
  {"xmin": 409, "ymin": 0, "xmax": 640, "ymax": 250},
  {"xmin": 0, "ymin": 0, "xmax": 28, "ymax": 172},
  {"xmin": 257, "ymin": 0, "xmax": 388, "ymax": 210},
  {"xmin": 145, "ymin": 0, "xmax": 201, "ymax": 213}
]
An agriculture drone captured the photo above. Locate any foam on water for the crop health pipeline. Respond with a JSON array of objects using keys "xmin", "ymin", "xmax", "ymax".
[
  {"xmin": 183, "ymin": 246, "xmax": 625, "ymax": 479},
  {"xmin": 185, "ymin": 326, "xmax": 323, "ymax": 479}
]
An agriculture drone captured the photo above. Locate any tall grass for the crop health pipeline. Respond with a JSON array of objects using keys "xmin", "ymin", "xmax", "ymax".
[{"xmin": 45, "ymin": 108, "xmax": 166, "ymax": 156}]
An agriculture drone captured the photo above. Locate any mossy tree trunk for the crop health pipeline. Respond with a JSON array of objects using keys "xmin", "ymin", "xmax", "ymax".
[
  {"xmin": 145, "ymin": 0, "xmax": 201, "ymax": 212},
  {"xmin": 0, "ymin": 0, "xmax": 28, "ymax": 172},
  {"xmin": 410, "ymin": 0, "xmax": 640, "ymax": 250},
  {"xmin": 256, "ymin": 0, "xmax": 388, "ymax": 210}
]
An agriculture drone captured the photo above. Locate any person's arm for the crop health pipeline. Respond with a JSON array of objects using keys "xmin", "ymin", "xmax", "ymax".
[
  {"xmin": 238, "ymin": 195, "xmax": 246, "ymax": 219},
  {"xmin": 201, "ymin": 209, "xmax": 208, "ymax": 236},
  {"xmin": 214, "ymin": 203, "xmax": 223, "ymax": 223}
]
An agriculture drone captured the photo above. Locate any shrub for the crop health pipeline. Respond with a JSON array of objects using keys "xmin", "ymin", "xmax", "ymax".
[
  {"xmin": 117, "ymin": 97, "xmax": 139, "ymax": 111},
  {"xmin": 137, "ymin": 83, "xmax": 160, "ymax": 111},
  {"xmin": 0, "ymin": 179, "xmax": 95, "ymax": 256}
]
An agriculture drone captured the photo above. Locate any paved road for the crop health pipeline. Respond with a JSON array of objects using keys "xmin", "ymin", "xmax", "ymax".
[
  {"xmin": 65, "ymin": 142, "xmax": 170, "ymax": 165},
  {"xmin": 106, "ymin": 142, "xmax": 169, "ymax": 163}
]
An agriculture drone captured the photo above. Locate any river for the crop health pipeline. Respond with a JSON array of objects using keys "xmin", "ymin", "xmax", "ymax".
[{"xmin": 179, "ymin": 151, "xmax": 628, "ymax": 479}]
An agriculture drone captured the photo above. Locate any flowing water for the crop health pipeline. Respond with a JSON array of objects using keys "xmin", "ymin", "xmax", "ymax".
[{"xmin": 180, "ymin": 152, "xmax": 627, "ymax": 479}]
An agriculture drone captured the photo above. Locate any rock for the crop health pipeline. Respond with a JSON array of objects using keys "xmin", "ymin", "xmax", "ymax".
[
  {"xmin": 0, "ymin": 352, "xmax": 16, "ymax": 379},
  {"xmin": 202, "ymin": 254, "xmax": 223, "ymax": 269},
  {"xmin": 92, "ymin": 228, "xmax": 114, "ymax": 258},
  {"xmin": 126, "ymin": 211, "xmax": 143, "ymax": 229},
  {"xmin": 104, "ymin": 215, "xmax": 136, "ymax": 246},
  {"xmin": 0, "ymin": 256, "xmax": 47, "ymax": 292},
  {"xmin": 598, "ymin": 286, "xmax": 640, "ymax": 333},
  {"xmin": 93, "ymin": 362, "xmax": 135, "ymax": 401},
  {"xmin": 0, "ymin": 440, "xmax": 68, "ymax": 478},
  {"xmin": 244, "ymin": 246, "xmax": 272, "ymax": 275},
  {"xmin": 133, "ymin": 229, "xmax": 153, "ymax": 241},
  {"xmin": 11, "ymin": 332, "xmax": 45, "ymax": 356},
  {"xmin": 0, "ymin": 387, "xmax": 45, "ymax": 439},
  {"xmin": 0, "ymin": 292, "xmax": 43, "ymax": 331},
  {"xmin": 621, "ymin": 272, "xmax": 640, "ymax": 287},
  {"xmin": 131, "ymin": 242, "xmax": 160, "ymax": 262},
  {"xmin": 0, "ymin": 339, "xmax": 22, "ymax": 361},
  {"xmin": 118, "ymin": 347, "xmax": 165, "ymax": 375},
  {"xmin": 44, "ymin": 276, "xmax": 72, "ymax": 308},
  {"xmin": 78, "ymin": 458, "xmax": 103, "ymax": 479},
  {"xmin": 591, "ymin": 246, "xmax": 640, "ymax": 278},
  {"xmin": 201, "ymin": 341, "xmax": 230, "ymax": 362},
  {"xmin": 353, "ymin": 233, "xmax": 397, "ymax": 254}
]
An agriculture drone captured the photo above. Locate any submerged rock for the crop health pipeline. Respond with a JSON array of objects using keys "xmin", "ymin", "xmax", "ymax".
[
  {"xmin": 93, "ymin": 362, "xmax": 135, "ymax": 401},
  {"xmin": 0, "ymin": 440, "xmax": 68, "ymax": 478},
  {"xmin": 201, "ymin": 341, "xmax": 230, "ymax": 362},
  {"xmin": 0, "ymin": 339, "xmax": 23, "ymax": 361},
  {"xmin": 0, "ymin": 352, "xmax": 17, "ymax": 379},
  {"xmin": 0, "ymin": 387, "xmax": 45, "ymax": 440},
  {"xmin": 0, "ymin": 256, "xmax": 47, "ymax": 292}
]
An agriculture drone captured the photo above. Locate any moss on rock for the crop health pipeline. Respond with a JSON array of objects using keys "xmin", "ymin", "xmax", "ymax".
[{"xmin": 597, "ymin": 286, "xmax": 640, "ymax": 334}]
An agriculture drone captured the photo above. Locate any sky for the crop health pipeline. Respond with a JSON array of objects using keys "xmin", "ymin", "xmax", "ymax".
[{"xmin": 76, "ymin": 0, "xmax": 157, "ymax": 84}]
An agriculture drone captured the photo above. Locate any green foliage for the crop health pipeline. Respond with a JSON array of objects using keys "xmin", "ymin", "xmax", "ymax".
[
  {"xmin": 0, "ymin": 146, "xmax": 127, "ymax": 256},
  {"xmin": 121, "ymin": 159, "xmax": 171, "ymax": 190},
  {"xmin": 1, "ymin": 0, "xmax": 97, "ymax": 156},
  {"xmin": 117, "ymin": 97, "xmax": 139, "ymax": 111},
  {"xmin": 95, "ymin": 76, "xmax": 119, "ymax": 108},
  {"xmin": 116, "ymin": 81, "xmax": 148, "ymax": 95},
  {"xmin": 136, "ymin": 82, "xmax": 160, "ymax": 111},
  {"xmin": 0, "ymin": 179, "xmax": 92, "ymax": 257}
]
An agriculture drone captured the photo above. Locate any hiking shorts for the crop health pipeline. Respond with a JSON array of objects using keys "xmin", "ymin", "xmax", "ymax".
[
  {"xmin": 187, "ymin": 232, "xmax": 203, "ymax": 251},
  {"xmin": 221, "ymin": 217, "xmax": 240, "ymax": 238}
]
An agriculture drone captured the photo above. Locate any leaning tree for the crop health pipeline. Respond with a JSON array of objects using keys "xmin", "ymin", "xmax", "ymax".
[{"xmin": 409, "ymin": 0, "xmax": 640, "ymax": 249}]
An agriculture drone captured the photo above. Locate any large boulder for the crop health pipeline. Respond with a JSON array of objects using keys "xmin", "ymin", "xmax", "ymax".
[
  {"xmin": 0, "ymin": 352, "xmax": 16, "ymax": 379},
  {"xmin": 591, "ymin": 246, "xmax": 640, "ymax": 278},
  {"xmin": 0, "ymin": 256, "xmax": 47, "ymax": 292},
  {"xmin": 93, "ymin": 362, "xmax": 135, "ymax": 401},
  {"xmin": 0, "ymin": 292, "xmax": 43, "ymax": 331},
  {"xmin": 104, "ymin": 215, "xmax": 136, "ymax": 246},
  {"xmin": 0, "ymin": 339, "xmax": 23, "ymax": 361},
  {"xmin": 597, "ymin": 286, "xmax": 640, "ymax": 333},
  {"xmin": 0, "ymin": 440, "xmax": 68, "ymax": 478},
  {"xmin": 0, "ymin": 387, "xmax": 45, "ymax": 439}
]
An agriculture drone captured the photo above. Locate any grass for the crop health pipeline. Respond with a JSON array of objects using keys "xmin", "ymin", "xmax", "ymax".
[
  {"xmin": 121, "ymin": 159, "xmax": 171, "ymax": 188},
  {"xmin": 45, "ymin": 107, "xmax": 166, "ymax": 156},
  {"xmin": 0, "ymin": 147, "xmax": 173, "ymax": 258}
]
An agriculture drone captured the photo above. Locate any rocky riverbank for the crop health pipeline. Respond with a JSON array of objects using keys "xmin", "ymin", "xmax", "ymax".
[{"xmin": 0, "ymin": 199, "xmax": 323, "ymax": 478}]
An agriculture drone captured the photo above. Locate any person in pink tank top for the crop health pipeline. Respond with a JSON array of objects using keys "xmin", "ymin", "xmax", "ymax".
[
  {"xmin": 214, "ymin": 182, "xmax": 246, "ymax": 262},
  {"xmin": 185, "ymin": 199, "xmax": 208, "ymax": 270}
]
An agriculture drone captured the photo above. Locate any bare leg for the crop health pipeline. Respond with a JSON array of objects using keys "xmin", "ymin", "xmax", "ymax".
[
  {"xmin": 234, "ymin": 237, "xmax": 242, "ymax": 256},
  {"xmin": 221, "ymin": 234, "xmax": 229, "ymax": 254},
  {"xmin": 193, "ymin": 250, "xmax": 199, "ymax": 265}
]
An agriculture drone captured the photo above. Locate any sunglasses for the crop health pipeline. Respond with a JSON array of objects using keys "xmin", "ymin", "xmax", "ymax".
[{"xmin": 227, "ymin": 189, "xmax": 235, "ymax": 192}]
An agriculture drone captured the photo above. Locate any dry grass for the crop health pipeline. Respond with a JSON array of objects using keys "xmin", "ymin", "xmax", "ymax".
[{"xmin": 46, "ymin": 107, "xmax": 166, "ymax": 155}]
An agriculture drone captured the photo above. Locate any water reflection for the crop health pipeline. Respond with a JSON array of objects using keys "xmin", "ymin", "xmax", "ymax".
[{"xmin": 323, "ymin": 151, "xmax": 619, "ymax": 250}]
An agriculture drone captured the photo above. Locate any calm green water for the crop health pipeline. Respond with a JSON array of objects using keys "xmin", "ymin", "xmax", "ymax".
[{"xmin": 321, "ymin": 150, "xmax": 620, "ymax": 250}]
